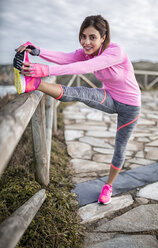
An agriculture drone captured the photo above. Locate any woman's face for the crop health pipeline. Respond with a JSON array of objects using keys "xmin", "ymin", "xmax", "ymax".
[{"xmin": 80, "ymin": 26, "xmax": 105, "ymax": 56}]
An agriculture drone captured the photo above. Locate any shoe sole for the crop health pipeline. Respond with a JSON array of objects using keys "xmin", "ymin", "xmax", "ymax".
[
  {"xmin": 98, "ymin": 198, "xmax": 112, "ymax": 205},
  {"xmin": 98, "ymin": 192, "xmax": 112, "ymax": 205},
  {"xmin": 14, "ymin": 68, "xmax": 26, "ymax": 94},
  {"xmin": 14, "ymin": 52, "xmax": 26, "ymax": 94}
]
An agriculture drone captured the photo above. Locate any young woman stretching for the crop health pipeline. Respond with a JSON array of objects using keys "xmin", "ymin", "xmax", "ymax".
[{"xmin": 14, "ymin": 15, "xmax": 141, "ymax": 205}]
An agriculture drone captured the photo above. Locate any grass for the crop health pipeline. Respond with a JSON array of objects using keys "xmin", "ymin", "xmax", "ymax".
[{"xmin": 0, "ymin": 101, "xmax": 84, "ymax": 248}]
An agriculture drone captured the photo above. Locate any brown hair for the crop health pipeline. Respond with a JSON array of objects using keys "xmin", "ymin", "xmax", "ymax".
[{"xmin": 79, "ymin": 15, "xmax": 110, "ymax": 53}]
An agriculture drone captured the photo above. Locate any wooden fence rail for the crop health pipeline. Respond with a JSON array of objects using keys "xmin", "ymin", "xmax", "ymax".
[
  {"xmin": 134, "ymin": 70, "xmax": 158, "ymax": 89},
  {"xmin": 0, "ymin": 76, "xmax": 56, "ymax": 248},
  {"xmin": 0, "ymin": 189, "xmax": 46, "ymax": 248}
]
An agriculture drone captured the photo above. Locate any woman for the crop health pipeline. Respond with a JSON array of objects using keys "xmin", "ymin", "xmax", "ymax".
[{"xmin": 14, "ymin": 15, "xmax": 141, "ymax": 205}]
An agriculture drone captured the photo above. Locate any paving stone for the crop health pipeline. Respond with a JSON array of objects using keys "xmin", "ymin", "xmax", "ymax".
[
  {"xmin": 63, "ymin": 111, "xmax": 86, "ymax": 120},
  {"xmin": 64, "ymin": 130, "xmax": 84, "ymax": 141},
  {"xmin": 87, "ymin": 111, "xmax": 103, "ymax": 121},
  {"xmin": 70, "ymin": 159, "xmax": 109, "ymax": 175},
  {"xmin": 133, "ymin": 132, "xmax": 152, "ymax": 137},
  {"xmin": 65, "ymin": 123, "xmax": 106, "ymax": 131},
  {"xmin": 78, "ymin": 195, "xmax": 133, "ymax": 224},
  {"xmin": 96, "ymin": 204, "xmax": 158, "ymax": 232},
  {"xmin": 146, "ymin": 139, "xmax": 158, "ymax": 146},
  {"xmin": 135, "ymin": 197, "xmax": 149, "ymax": 205},
  {"xmin": 146, "ymin": 113, "xmax": 158, "ymax": 120},
  {"xmin": 145, "ymin": 147, "xmax": 158, "ymax": 160},
  {"xmin": 79, "ymin": 137, "xmax": 111, "ymax": 148},
  {"xmin": 135, "ymin": 150, "xmax": 144, "ymax": 158},
  {"xmin": 126, "ymin": 141, "xmax": 143, "ymax": 151},
  {"xmin": 85, "ymin": 235, "xmax": 158, "ymax": 248},
  {"xmin": 128, "ymin": 158, "xmax": 154, "ymax": 165},
  {"xmin": 72, "ymin": 163, "xmax": 158, "ymax": 206},
  {"xmin": 92, "ymin": 154, "xmax": 112, "ymax": 163},
  {"xmin": 67, "ymin": 142, "xmax": 91, "ymax": 159},
  {"xmin": 137, "ymin": 137, "xmax": 150, "ymax": 143},
  {"xmin": 82, "ymin": 232, "xmax": 114, "ymax": 248},
  {"xmin": 137, "ymin": 182, "xmax": 158, "ymax": 201},
  {"xmin": 93, "ymin": 147, "xmax": 114, "ymax": 155},
  {"xmin": 72, "ymin": 176, "xmax": 97, "ymax": 184},
  {"xmin": 129, "ymin": 164, "xmax": 142, "ymax": 169},
  {"xmin": 81, "ymin": 121, "xmax": 107, "ymax": 126},
  {"xmin": 86, "ymin": 130, "xmax": 116, "ymax": 138},
  {"xmin": 137, "ymin": 119, "xmax": 156, "ymax": 125}
]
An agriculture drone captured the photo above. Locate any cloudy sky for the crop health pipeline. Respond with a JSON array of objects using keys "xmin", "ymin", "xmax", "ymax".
[{"xmin": 0, "ymin": 0, "xmax": 157, "ymax": 64}]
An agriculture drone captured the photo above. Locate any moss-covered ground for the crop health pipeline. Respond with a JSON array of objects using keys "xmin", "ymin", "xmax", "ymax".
[{"xmin": 0, "ymin": 100, "xmax": 84, "ymax": 248}]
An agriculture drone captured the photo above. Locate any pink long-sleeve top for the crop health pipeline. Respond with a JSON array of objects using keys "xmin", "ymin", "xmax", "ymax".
[{"xmin": 40, "ymin": 42, "xmax": 141, "ymax": 106}]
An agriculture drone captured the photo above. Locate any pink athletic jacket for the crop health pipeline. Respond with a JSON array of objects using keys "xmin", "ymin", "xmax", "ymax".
[{"xmin": 40, "ymin": 42, "xmax": 141, "ymax": 106}]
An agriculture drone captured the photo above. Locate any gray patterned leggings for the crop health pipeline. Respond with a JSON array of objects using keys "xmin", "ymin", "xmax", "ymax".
[{"xmin": 56, "ymin": 85, "xmax": 141, "ymax": 169}]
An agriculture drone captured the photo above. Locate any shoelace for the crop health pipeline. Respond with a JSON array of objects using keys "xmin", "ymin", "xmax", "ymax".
[{"xmin": 102, "ymin": 185, "xmax": 111, "ymax": 195}]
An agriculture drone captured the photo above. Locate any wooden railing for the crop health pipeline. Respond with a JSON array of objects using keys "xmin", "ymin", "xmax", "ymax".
[
  {"xmin": 0, "ymin": 74, "xmax": 94, "ymax": 248},
  {"xmin": 134, "ymin": 70, "xmax": 158, "ymax": 89},
  {"xmin": 0, "ymin": 76, "xmax": 56, "ymax": 248}
]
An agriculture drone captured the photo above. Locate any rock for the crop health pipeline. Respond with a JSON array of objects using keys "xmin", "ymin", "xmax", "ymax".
[
  {"xmin": 78, "ymin": 195, "xmax": 133, "ymax": 224},
  {"xmin": 129, "ymin": 164, "xmax": 142, "ymax": 169},
  {"xmin": 137, "ymin": 119, "xmax": 156, "ymax": 125},
  {"xmin": 135, "ymin": 150, "xmax": 144, "ymax": 158},
  {"xmin": 135, "ymin": 197, "xmax": 149, "ymax": 204},
  {"xmin": 92, "ymin": 154, "xmax": 112, "ymax": 163},
  {"xmin": 64, "ymin": 130, "xmax": 84, "ymax": 141},
  {"xmin": 96, "ymin": 204, "xmax": 158, "ymax": 232},
  {"xmin": 67, "ymin": 142, "xmax": 91, "ymax": 159},
  {"xmin": 137, "ymin": 137, "xmax": 150, "ymax": 143},
  {"xmin": 79, "ymin": 136, "xmax": 111, "ymax": 148},
  {"xmin": 87, "ymin": 111, "xmax": 103, "ymax": 121},
  {"xmin": 70, "ymin": 158, "xmax": 109, "ymax": 174},
  {"xmin": 84, "ymin": 235, "xmax": 158, "ymax": 248},
  {"xmin": 126, "ymin": 141, "xmax": 143, "ymax": 151},
  {"xmin": 65, "ymin": 123, "xmax": 106, "ymax": 131},
  {"xmin": 93, "ymin": 147, "xmax": 114, "ymax": 155},
  {"xmin": 86, "ymin": 130, "xmax": 116, "ymax": 138},
  {"xmin": 146, "ymin": 139, "xmax": 158, "ymax": 147},
  {"xmin": 128, "ymin": 158, "xmax": 154, "ymax": 165},
  {"xmin": 82, "ymin": 232, "xmax": 114, "ymax": 248},
  {"xmin": 137, "ymin": 182, "xmax": 158, "ymax": 201},
  {"xmin": 145, "ymin": 147, "xmax": 158, "ymax": 160}
]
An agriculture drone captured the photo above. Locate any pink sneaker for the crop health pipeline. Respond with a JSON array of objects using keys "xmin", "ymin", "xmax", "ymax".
[
  {"xmin": 98, "ymin": 184, "xmax": 112, "ymax": 205},
  {"xmin": 14, "ymin": 72, "xmax": 41, "ymax": 94},
  {"xmin": 14, "ymin": 51, "xmax": 41, "ymax": 94}
]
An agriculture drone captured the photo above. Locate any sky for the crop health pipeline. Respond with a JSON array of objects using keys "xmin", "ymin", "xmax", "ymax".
[{"xmin": 0, "ymin": 0, "xmax": 158, "ymax": 64}]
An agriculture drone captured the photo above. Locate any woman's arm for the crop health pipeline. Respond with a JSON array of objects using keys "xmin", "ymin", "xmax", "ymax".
[
  {"xmin": 15, "ymin": 41, "xmax": 86, "ymax": 65},
  {"xmin": 22, "ymin": 44, "xmax": 125, "ymax": 78},
  {"xmin": 39, "ymin": 48, "xmax": 86, "ymax": 64},
  {"xmin": 49, "ymin": 45, "xmax": 125, "ymax": 76}
]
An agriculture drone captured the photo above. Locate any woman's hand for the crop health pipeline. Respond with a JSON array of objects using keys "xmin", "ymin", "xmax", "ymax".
[
  {"xmin": 15, "ymin": 41, "xmax": 40, "ymax": 56},
  {"xmin": 21, "ymin": 62, "xmax": 50, "ymax": 77}
]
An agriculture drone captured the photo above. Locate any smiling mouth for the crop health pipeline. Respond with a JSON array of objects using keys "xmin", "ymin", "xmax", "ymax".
[{"xmin": 84, "ymin": 47, "xmax": 93, "ymax": 51}]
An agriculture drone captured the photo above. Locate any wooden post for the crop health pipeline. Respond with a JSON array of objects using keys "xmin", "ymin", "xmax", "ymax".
[
  {"xmin": 144, "ymin": 74, "xmax": 148, "ymax": 89},
  {"xmin": 44, "ymin": 76, "xmax": 56, "ymax": 168},
  {"xmin": 46, "ymin": 95, "xmax": 55, "ymax": 167},
  {"xmin": 31, "ymin": 96, "xmax": 49, "ymax": 186},
  {"xmin": 0, "ymin": 189, "xmax": 46, "ymax": 248},
  {"xmin": 79, "ymin": 74, "xmax": 97, "ymax": 88},
  {"xmin": 53, "ymin": 101, "xmax": 58, "ymax": 133},
  {"xmin": 77, "ymin": 76, "xmax": 81, "ymax": 87}
]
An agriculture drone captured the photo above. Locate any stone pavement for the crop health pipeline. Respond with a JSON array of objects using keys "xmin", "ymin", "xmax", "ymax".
[{"xmin": 63, "ymin": 90, "xmax": 158, "ymax": 248}]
